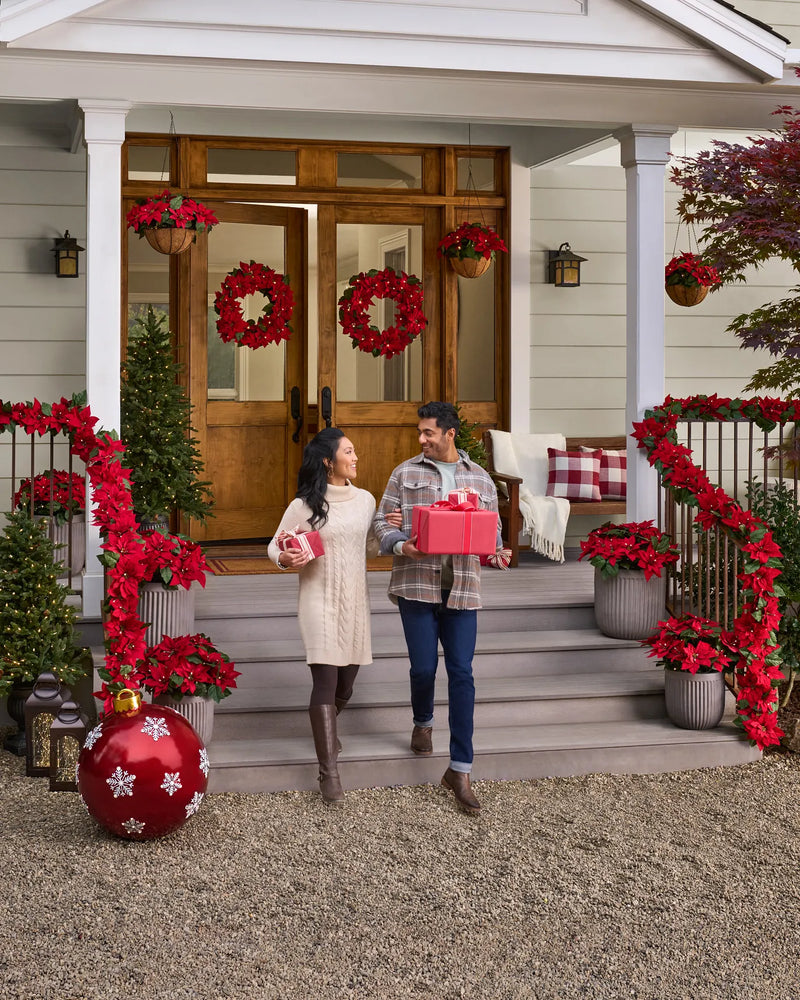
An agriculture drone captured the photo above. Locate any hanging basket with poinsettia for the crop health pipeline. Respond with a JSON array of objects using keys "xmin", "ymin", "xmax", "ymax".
[
  {"xmin": 214, "ymin": 261, "xmax": 294, "ymax": 349},
  {"xmin": 665, "ymin": 252, "xmax": 721, "ymax": 307},
  {"xmin": 126, "ymin": 190, "xmax": 219, "ymax": 255},
  {"xmin": 436, "ymin": 222, "xmax": 508, "ymax": 278},
  {"xmin": 338, "ymin": 267, "xmax": 427, "ymax": 359}
]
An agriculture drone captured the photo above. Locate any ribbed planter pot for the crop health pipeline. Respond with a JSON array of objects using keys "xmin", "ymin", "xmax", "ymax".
[
  {"xmin": 664, "ymin": 668, "xmax": 726, "ymax": 730},
  {"xmin": 449, "ymin": 255, "xmax": 492, "ymax": 279},
  {"xmin": 665, "ymin": 283, "xmax": 708, "ymax": 307},
  {"xmin": 137, "ymin": 582, "xmax": 196, "ymax": 648},
  {"xmin": 143, "ymin": 227, "xmax": 195, "ymax": 255},
  {"xmin": 154, "ymin": 694, "xmax": 214, "ymax": 745},
  {"xmin": 593, "ymin": 568, "xmax": 666, "ymax": 640},
  {"xmin": 49, "ymin": 519, "xmax": 86, "ymax": 577}
]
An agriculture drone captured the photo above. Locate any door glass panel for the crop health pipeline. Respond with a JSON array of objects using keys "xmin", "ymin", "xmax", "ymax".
[
  {"xmin": 207, "ymin": 222, "xmax": 287, "ymax": 401},
  {"xmin": 336, "ymin": 223, "xmax": 424, "ymax": 403},
  {"xmin": 207, "ymin": 148, "xmax": 296, "ymax": 185},
  {"xmin": 337, "ymin": 153, "xmax": 422, "ymax": 189},
  {"xmin": 127, "ymin": 227, "xmax": 170, "ymax": 334},
  {"xmin": 457, "ymin": 270, "xmax": 495, "ymax": 401},
  {"xmin": 127, "ymin": 144, "xmax": 170, "ymax": 182},
  {"xmin": 457, "ymin": 156, "xmax": 495, "ymax": 191}
]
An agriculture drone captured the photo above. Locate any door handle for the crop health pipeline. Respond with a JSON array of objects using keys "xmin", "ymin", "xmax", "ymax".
[
  {"xmin": 290, "ymin": 385, "xmax": 303, "ymax": 443},
  {"xmin": 321, "ymin": 386, "xmax": 332, "ymax": 428}
]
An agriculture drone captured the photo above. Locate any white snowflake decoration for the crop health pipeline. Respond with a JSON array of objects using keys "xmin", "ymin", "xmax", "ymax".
[
  {"xmin": 161, "ymin": 772, "xmax": 182, "ymax": 797},
  {"xmin": 84, "ymin": 725, "xmax": 103, "ymax": 750},
  {"xmin": 106, "ymin": 766, "xmax": 136, "ymax": 798},
  {"xmin": 185, "ymin": 791, "xmax": 204, "ymax": 818},
  {"xmin": 121, "ymin": 818, "xmax": 145, "ymax": 835},
  {"xmin": 141, "ymin": 716, "xmax": 171, "ymax": 742},
  {"xmin": 199, "ymin": 748, "xmax": 210, "ymax": 777}
]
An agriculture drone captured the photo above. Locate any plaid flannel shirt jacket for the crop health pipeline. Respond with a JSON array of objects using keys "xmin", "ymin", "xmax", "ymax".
[{"xmin": 373, "ymin": 450, "xmax": 501, "ymax": 610}]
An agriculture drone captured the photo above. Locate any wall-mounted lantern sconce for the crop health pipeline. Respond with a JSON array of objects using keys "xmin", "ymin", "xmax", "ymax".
[
  {"xmin": 548, "ymin": 242, "xmax": 587, "ymax": 287},
  {"xmin": 52, "ymin": 230, "xmax": 85, "ymax": 278}
]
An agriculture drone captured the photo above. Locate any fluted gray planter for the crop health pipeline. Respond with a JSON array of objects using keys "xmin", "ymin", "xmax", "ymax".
[
  {"xmin": 664, "ymin": 668, "xmax": 726, "ymax": 730},
  {"xmin": 49, "ymin": 519, "xmax": 86, "ymax": 577},
  {"xmin": 155, "ymin": 694, "xmax": 214, "ymax": 745},
  {"xmin": 594, "ymin": 568, "xmax": 666, "ymax": 640},
  {"xmin": 138, "ymin": 581, "xmax": 196, "ymax": 648}
]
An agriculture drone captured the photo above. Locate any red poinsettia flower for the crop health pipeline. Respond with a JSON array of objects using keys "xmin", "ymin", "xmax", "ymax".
[
  {"xmin": 126, "ymin": 190, "xmax": 219, "ymax": 234},
  {"xmin": 436, "ymin": 222, "xmax": 508, "ymax": 261},
  {"xmin": 665, "ymin": 252, "xmax": 721, "ymax": 288}
]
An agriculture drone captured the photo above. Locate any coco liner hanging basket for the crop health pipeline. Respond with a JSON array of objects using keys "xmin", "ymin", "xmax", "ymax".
[
  {"xmin": 449, "ymin": 256, "xmax": 492, "ymax": 279},
  {"xmin": 143, "ymin": 228, "xmax": 196, "ymax": 255},
  {"xmin": 665, "ymin": 283, "xmax": 709, "ymax": 308}
]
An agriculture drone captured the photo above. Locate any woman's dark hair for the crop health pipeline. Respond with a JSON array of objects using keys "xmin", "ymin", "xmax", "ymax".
[{"xmin": 296, "ymin": 427, "xmax": 345, "ymax": 528}]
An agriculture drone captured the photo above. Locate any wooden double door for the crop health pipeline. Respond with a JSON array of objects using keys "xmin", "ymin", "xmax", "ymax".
[{"xmin": 186, "ymin": 200, "xmax": 499, "ymax": 542}]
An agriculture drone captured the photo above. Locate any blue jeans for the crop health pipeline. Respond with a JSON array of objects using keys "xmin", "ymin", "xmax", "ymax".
[{"xmin": 398, "ymin": 594, "xmax": 477, "ymax": 773}]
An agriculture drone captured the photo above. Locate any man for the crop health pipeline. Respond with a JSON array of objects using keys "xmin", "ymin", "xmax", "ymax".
[{"xmin": 374, "ymin": 401, "xmax": 504, "ymax": 814}]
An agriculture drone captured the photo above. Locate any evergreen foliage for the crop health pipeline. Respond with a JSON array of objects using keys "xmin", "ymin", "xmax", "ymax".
[
  {"xmin": 121, "ymin": 306, "xmax": 214, "ymax": 523},
  {"xmin": 0, "ymin": 510, "xmax": 89, "ymax": 697},
  {"xmin": 454, "ymin": 403, "xmax": 487, "ymax": 468}
]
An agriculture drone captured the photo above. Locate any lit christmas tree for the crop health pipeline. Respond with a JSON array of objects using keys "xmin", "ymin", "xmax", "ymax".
[
  {"xmin": 0, "ymin": 510, "xmax": 88, "ymax": 698},
  {"xmin": 121, "ymin": 306, "xmax": 214, "ymax": 524}
]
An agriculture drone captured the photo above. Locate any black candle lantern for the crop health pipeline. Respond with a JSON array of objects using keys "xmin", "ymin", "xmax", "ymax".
[
  {"xmin": 49, "ymin": 700, "xmax": 88, "ymax": 792},
  {"xmin": 52, "ymin": 230, "xmax": 85, "ymax": 278},
  {"xmin": 548, "ymin": 242, "xmax": 587, "ymax": 287},
  {"xmin": 24, "ymin": 671, "xmax": 69, "ymax": 777}
]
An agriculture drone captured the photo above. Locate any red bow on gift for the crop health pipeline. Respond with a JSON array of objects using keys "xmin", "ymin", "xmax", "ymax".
[{"xmin": 430, "ymin": 499, "xmax": 476, "ymax": 513}]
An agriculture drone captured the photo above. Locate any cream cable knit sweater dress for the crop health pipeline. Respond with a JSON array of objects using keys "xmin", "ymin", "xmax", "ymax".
[{"xmin": 267, "ymin": 483, "xmax": 379, "ymax": 666}]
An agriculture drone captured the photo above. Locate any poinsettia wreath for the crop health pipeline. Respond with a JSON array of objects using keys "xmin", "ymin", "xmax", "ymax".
[
  {"xmin": 338, "ymin": 267, "xmax": 427, "ymax": 359},
  {"xmin": 214, "ymin": 260, "xmax": 294, "ymax": 349}
]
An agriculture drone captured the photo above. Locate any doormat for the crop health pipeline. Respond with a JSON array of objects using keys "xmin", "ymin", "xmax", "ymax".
[
  {"xmin": 205, "ymin": 557, "xmax": 278, "ymax": 576},
  {"xmin": 205, "ymin": 555, "xmax": 394, "ymax": 576}
]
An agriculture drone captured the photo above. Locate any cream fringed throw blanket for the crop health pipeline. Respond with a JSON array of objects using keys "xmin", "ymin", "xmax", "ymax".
[{"xmin": 488, "ymin": 430, "xmax": 570, "ymax": 563}]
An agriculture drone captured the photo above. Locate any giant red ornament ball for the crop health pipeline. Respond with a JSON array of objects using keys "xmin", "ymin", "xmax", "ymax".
[{"xmin": 77, "ymin": 690, "xmax": 209, "ymax": 841}]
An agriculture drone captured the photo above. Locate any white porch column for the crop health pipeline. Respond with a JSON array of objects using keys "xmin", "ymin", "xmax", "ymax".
[
  {"xmin": 615, "ymin": 125, "xmax": 677, "ymax": 522},
  {"xmin": 509, "ymin": 155, "xmax": 532, "ymax": 431},
  {"xmin": 79, "ymin": 99, "xmax": 131, "ymax": 617}
]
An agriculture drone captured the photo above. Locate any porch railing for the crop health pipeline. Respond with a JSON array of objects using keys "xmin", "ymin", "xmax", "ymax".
[
  {"xmin": 5, "ymin": 424, "xmax": 84, "ymax": 590},
  {"xmin": 657, "ymin": 415, "xmax": 795, "ymax": 623}
]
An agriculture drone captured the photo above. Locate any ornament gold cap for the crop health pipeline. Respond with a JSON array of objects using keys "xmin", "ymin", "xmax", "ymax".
[{"xmin": 114, "ymin": 688, "xmax": 142, "ymax": 715}]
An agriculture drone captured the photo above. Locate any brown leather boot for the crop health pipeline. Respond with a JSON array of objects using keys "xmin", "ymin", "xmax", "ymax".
[
  {"xmin": 334, "ymin": 696, "xmax": 348, "ymax": 752},
  {"xmin": 441, "ymin": 767, "xmax": 481, "ymax": 814},
  {"xmin": 410, "ymin": 725, "xmax": 433, "ymax": 756},
  {"xmin": 308, "ymin": 704, "xmax": 344, "ymax": 806}
]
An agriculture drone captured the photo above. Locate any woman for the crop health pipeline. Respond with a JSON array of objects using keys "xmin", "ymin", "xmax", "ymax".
[{"xmin": 268, "ymin": 427, "xmax": 379, "ymax": 806}]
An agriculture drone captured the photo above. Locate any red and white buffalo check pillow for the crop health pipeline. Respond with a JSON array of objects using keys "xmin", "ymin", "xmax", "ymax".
[
  {"xmin": 580, "ymin": 446, "xmax": 627, "ymax": 501},
  {"xmin": 546, "ymin": 448, "xmax": 601, "ymax": 502}
]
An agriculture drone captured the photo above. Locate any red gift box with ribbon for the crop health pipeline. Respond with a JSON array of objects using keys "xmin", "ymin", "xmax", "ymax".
[
  {"xmin": 447, "ymin": 488, "xmax": 479, "ymax": 509},
  {"xmin": 276, "ymin": 526, "xmax": 325, "ymax": 559},
  {"xmin": 412, "ymin": 498, "xmax": 496, "ymax": 556}
]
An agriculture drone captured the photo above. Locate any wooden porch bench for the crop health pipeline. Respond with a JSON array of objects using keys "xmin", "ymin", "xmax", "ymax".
[{"xmin": 483, "ymin": 433, "xmax": 627, "ymax": 567}]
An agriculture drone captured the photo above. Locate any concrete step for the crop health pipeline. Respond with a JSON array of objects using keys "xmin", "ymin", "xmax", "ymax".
[
  {"xmin": 213, "ymin": 669, "xmax": 668, "ymax": 739},
  {"xmin": 217, "ymin": 629, "xmax": 654, "ymax": 688},
  {"xmin": 206, "ymin": 716, "xmax": 760, "ymax": 794},
  {"xmin": 197, "ymin": 602, "xmax": 598, "ymax": 643}
]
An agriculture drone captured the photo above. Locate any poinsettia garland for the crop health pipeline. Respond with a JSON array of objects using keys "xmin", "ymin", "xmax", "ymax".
[
  {"xmin": 214, "ymin": 260, "xmax": 294, "ymax": 349},
  {"xmin": 338, "ymin": 267, "xmax": 427, "ymax": 359},
  {"xmin": 632, "ymin": 394, "xmax": 790, "ymax": 749},
  {"xmin": 0, "ymin": 394, "xmax": 235, "ymax": 715}
]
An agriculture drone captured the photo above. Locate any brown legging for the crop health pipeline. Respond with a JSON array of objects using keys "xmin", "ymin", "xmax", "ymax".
[{"xmin": 309, "ymin": 663, "xmax": 360, "ymax": 707}]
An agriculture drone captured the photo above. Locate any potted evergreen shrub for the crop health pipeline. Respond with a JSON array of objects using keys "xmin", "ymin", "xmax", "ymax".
[
  {"xmin": 579, "ymin": 521, "xmax": 679, "ymax": 639},
  {"xmin": 642, "ymin": 615, "xmax": 733, "ymax": 729},
  {"xmin": 121, "ymin": 306, "xmax": 214, "ymax": 642},
  {"xmin": 0, "ymin": 510, "xmax": 90, "ymax": 754}
]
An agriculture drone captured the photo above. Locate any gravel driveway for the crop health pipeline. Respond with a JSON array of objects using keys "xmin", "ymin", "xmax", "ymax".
[{"xmin": 1, "ymin": 729, "xmax": 798, "ymax": 1000}]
